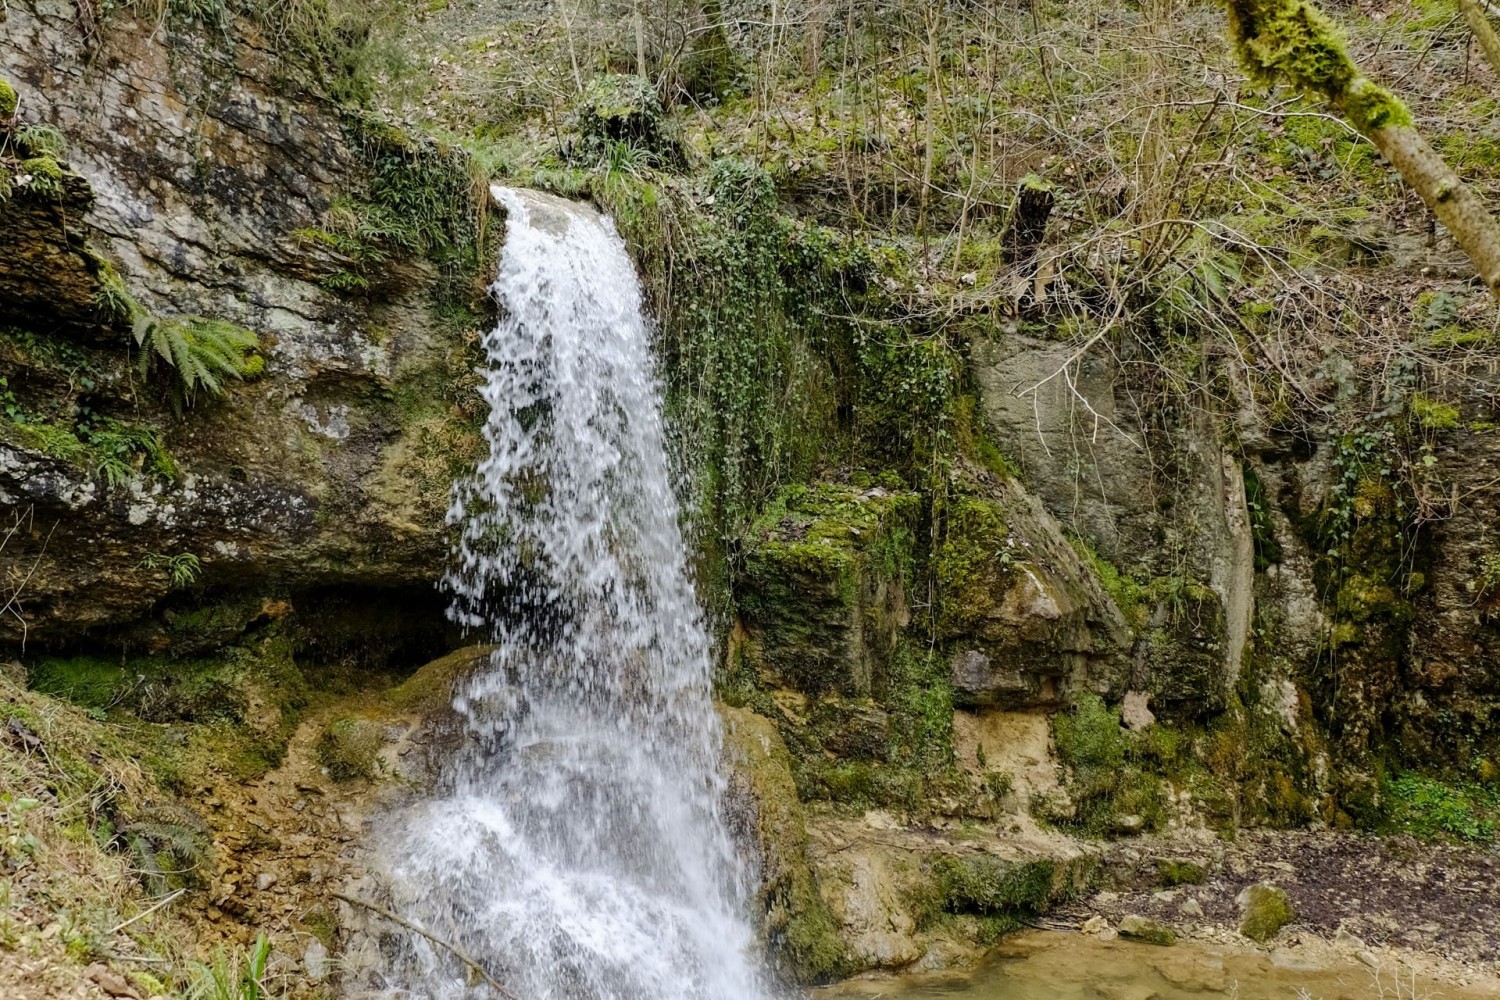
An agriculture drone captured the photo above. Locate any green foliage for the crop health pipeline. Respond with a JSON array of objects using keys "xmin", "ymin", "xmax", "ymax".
[
  {"xmin": 0, "ymin": 77, "xmax": 15, "ymax": 120},
  {"xmin": 1381, "ymin": 772, "xmax": 1498, "ymax": 843},
  {"xmin": 1155, "ymin": 857, "xmax": 1208, "ymax": 886},
  {"xmin": 925, "ymin": 855, "xmax": 1058, "ymax": 917},
  {"xmin": 575, "ymin": 74, "xmax": 673, "ymax": 165},
  {"xmin": 14, "ymin": 123, "xmax": 66, "ymax": 158},
  {"xmin": 1052, "ymin": 694, "xmax": 1168, "ymax": 836},
  {"xmin": 340, "ymin": 113, "xmax": 494, "ymax": 308},
  {"xmin": 139, "ymin": 552, "xmax": 202, "ymax": 589},
  {"xmin": 598, "ymin": 164, "xmax": 858, "ymax": 538},
  {"xmin": 186, "ymin": 932, "xmax": 277, "ymax": 1000},
  {"xmin": 120, "ymin": 803, "xmax": 213, "ymax": 895},
  {"xmin": 133, "ymin": 314, "xmax": 260, "ymax": 404},
  {"xmin": 1475, "ymin": 553, "xmax": 1500, "ymax": 596},
  {"xmin": 17, "ymin": 156, "xmax": 62, "ymax": 198}
]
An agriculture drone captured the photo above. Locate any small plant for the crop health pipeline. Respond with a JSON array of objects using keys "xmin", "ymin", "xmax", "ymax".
[
  {"xmin": 139, "ymin": 552, "xmax": 201, "ymax": 589},
  {"xmin": 1382, "ymin": 772, "xmax": 1498, "ymax": 843},
  {"xmin": 188, "ymin": 932, "xmax": 278, "ymax": 1000},
  {"xmin": 1476, "ymin": 553, "xmax": 1500, "ymax": 597},
  {"xmin": 120, "ymin": 803, "xmax": 213, "ymax": 894},
  {"xmin": 132, "ymin": 314, "xmax": 260, "ymax": 405}
]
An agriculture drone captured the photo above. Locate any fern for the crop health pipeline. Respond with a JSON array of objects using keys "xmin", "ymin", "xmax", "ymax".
[
  {"xmin": 132, "ymin": 315, "xmax": 260, "ymax": 403},
  {"xmin": 13, "ymin": 123, "xmax": 66, "ymax": 158},
  {"xmin": 120, "ymin": 803, "xmax": 213, "ymax": 895}
]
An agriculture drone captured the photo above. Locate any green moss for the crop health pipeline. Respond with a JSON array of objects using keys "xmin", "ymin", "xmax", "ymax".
[
  {"xmin": 1380, "ymin": 772, "xmax": 1498, "ymax": 843},
  {"xmin": 18, "ymin": 155, "xmax": 63, "ymax": 198},
  {"xmin": 340, "ymin": 112, "xmax": 496, "ymax": 309},
  {"xmin": 934, "ymin": 495, "xmax": 1010, "ymax": 635},
  {"xmin": 1410, "ymin": 392, "xmax": 1460, "ymax": 431},
  {"xmin": 722, "ymin": 708, "xmax": 851, "ymax": 983},
  {"xmin": 1238, "ymin": 883, "xmax": 1296, "ymax": 941},
  {"xmin": 0, "ymin": 77, "xmax": 16, "ymax": 119},
  {"xmin": 1226, "ymin": 0, "xmax": 1356, "ymax": 96},
  {"xmin": 1052, "ymin": 694, "xmax": 1169, "ymax": 836},
  {"xmin": 1225, "ymin": 1, "xmax": 1411, "ymax": 136},
  {"xmin": 1155, "ymin": 858, "xmax": 1208, "ymax": 886},
  {"xmin": 1119, "ymin": 915, "xmax": 1177, "ymax": 946},
  {"xmin": 738, "ymin": 481, "xmax": 920, "ymax": 696},
  {"xmin": 927, "ymin": 854, "xmax": 1059, "ymax": 916},
  {"xmin": 315, "ymin": 716, "xmax": 385, "ymax": 781},
  {"xmin": 1344, "ymin": 78, "xmax": 1413, "ymax": 132}
]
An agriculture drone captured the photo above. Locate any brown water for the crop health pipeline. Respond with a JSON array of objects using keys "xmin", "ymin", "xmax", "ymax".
[{"xmin": 818, "ymin": 932, "xmax": 1500, "ymax": 1000}]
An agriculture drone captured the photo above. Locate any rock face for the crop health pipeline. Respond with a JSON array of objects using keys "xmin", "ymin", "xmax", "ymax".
[
  {"xmin": 972, "ymin": 331, "xmax": 1254, "ymax": 717},
  {"xmin": 0, "ymin": 3, "xmax": 490, "ymax": 650}
]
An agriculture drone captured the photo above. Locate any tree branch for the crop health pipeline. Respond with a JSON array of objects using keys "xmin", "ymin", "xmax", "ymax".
[
  {"xmin": 1224, "ymin": 0, "xmax": 1500, "ymax": 297},
  {"xmin": 332, "ymin": 892, "xmax": 521, "ymax": 1000}
]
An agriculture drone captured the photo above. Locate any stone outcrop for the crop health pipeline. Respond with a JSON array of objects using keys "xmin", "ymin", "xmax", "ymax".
[{"xmin": 0, "ymin": 2, "xmax": 491, "ymax": 649}]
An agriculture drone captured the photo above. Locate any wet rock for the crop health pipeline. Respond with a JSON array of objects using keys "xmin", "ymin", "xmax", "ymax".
[
  {"xmin": 1118, "ymin": 914, "xmax": 1176, "ymax": 946},
  {"xmin": 1238, "ymin": 882, "xmax": 1296, "ymax": 942}
]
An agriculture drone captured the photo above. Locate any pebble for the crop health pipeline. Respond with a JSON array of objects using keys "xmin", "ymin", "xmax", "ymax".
[{"xmin": 256, "ymin": 872, "xmax": 278, "ymax": 891}]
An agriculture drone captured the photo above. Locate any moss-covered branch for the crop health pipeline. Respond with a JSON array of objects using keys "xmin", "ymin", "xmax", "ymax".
[
  {"xmin": 1225, "ymin": 0, "xmax": 1500, "ymax": 297},
  {"xmin": 1461, "ymin": 0, "xmax": 1500, "ymax": 83}
]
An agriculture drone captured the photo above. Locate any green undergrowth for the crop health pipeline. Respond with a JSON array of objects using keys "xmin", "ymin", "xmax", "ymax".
[
  {"xmin": 1051, "ymin": 694, "xmax": 1175, "ymax": 837},
  {"xmin": 1379, "ymin": 772, "xmax": 1499, "ymax": 844},
  {"xmin": 905, "ymin": 853, "xmax": 1094, "ymax": 940},
  {"xmin": 295, "ymin": 113, "xmax": 495, "ymax": 309}
]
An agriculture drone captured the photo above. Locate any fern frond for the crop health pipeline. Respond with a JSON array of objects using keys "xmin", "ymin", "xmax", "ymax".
[{"xmin": 134, "ymin": 314, "xmax": 261, "ymax": 404}]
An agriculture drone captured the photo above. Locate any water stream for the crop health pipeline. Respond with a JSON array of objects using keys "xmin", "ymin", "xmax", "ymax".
[{"xmin": 372, "ymin": 187, "xmax": 770, "ymax": 1000}]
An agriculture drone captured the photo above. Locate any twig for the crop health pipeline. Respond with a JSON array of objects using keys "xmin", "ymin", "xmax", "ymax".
[
  {"xmin": 108, "ymin": 887, "xmax": 185, "ymax": 935},
  {"xmin": 332, "ymin": 892, "xmax": 521, "ymax": 1000}
]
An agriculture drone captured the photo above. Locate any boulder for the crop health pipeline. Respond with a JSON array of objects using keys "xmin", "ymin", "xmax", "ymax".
[
  {"xmin": 1237, "ymin": 882, "xmax": 1296, "ymax": 942},
  {"xmin": 1118, "ymin": 914, "xmax": 1176, "ymax": 946}
]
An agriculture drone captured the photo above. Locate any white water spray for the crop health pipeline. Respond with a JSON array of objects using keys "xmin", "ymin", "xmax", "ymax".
[{"xmin": 373, "ymin": 188, "xmax": 770, "ymax": 1000}]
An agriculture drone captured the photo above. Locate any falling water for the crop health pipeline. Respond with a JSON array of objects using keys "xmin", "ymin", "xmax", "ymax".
[{"xmin": 372, "ymin": 188, "xmax": 770, "ymax": 1000}]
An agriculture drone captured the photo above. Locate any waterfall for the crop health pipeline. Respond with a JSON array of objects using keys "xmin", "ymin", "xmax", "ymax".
[{"xmin": 372, "ymin": 187, "xmax": 770, "ymax": 1000}]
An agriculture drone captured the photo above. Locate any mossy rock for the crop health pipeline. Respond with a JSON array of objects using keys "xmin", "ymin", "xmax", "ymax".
[
  {"xmin": 1237, "ymin": 882, "xmax": 1295, "ymax": 942},
  {"xmin": 316, "ymin": 716, "xmax": 385, "ymax": 781},
  {"xmin": 720, "ymin": 706, "xmax": 851, "ymax": 983},
  {"xmin": 1155, "ymin": 857, "xmax": 1208, "ymax": 886},
  {"xmin": 1118, "ymin": 914, "xmax": 1176, "ymax": 946},
  {"xmin": 737, "ymin": 482, "xmax": 920, "ymax": 697},
  {"xmin": 575, "ymin": 74, "xmax": 675, "ymax": 162},
  {"xmin": 0, "ymin": 76, "xmax": 16, "ymax": 120},
  {"xmin": 926, "ymin": 854, "xmax": 1061, "ymax": 916}
]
